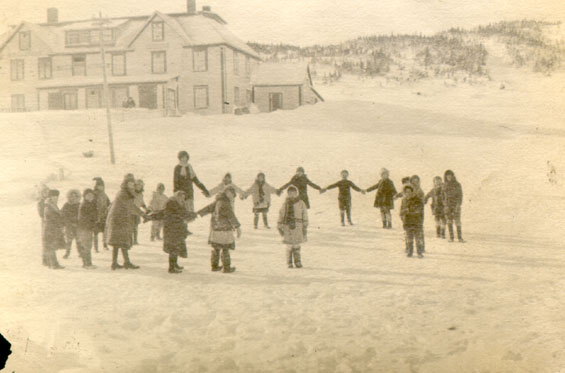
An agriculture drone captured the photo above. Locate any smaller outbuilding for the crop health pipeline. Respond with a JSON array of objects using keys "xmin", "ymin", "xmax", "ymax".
[{"xmin": 251, "ymin": 63, "xmax": 324, "ymax": 112}]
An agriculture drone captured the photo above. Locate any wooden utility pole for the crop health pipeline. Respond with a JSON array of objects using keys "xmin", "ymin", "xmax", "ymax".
[{"xmin": 94, "ymin": 12, "xmax": 116, "ymax": 164}]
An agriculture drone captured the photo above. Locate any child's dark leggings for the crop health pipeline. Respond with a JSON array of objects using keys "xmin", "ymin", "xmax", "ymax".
[{"xmin": 254, "ymin": 212, "xmax": 269, "ymax": 228}]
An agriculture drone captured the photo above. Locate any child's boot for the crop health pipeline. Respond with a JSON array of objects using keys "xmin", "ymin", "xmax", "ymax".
[
  {"xmin": 457, "ymin": 226, "xmax": 465, "ymax": 243},
  {"xmin": 262, "ymin": 213, "xmax": 270, "ymax": 229},
  {"xmin": 448, "ymin": 223, "xmax": 455, "ymax": 242},
  {"xmin": 293, "ymin": 247, "xmax": 303, "ymax": 268},
  {"xmin": 168, "ymin": 255, "xmax": 182, "ymax": 274},
  {"xmin": 211, "ymin": 248, "xmax": 222, "ymax": 271},
  {"xmin": 111, "ymin": 247, "xmax": 122, "ymax": 270},
  {"xmin": 122, "ymin": 248, "xmax": 139, "ymax": 269},
  {"xmin": 287, "ymin": 247, "xmax": 294, "ymax": 268},
  {"xmin": 346, "ymin": 209, "xmax": 353, "ymax": 225},
  {"xmin": 340, "ymin": 211, "xmax": 345, "ymax": 226},
  {"xmin": 253, "ymin": 214, "xmax": 259, "ymax": 229},
  {"xmin": 221, "ymin": 249, "xmax": 236, "ymax": 273},
  {"xmin": 436, "ymin": 226, "xmax": 441, "ymax": 238}
]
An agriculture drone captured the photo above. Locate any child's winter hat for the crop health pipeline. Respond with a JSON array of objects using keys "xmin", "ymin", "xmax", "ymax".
[
  {"xmin": 296, "ymin": 167, "xmax": 305, "ymax": 173},
  {"xmin": 121, "ymin": 173, "xmax": 136, "ymax": 189},
  {"xmin": 177, "ymin": 151, "xmax": 189, "ymax": 160},
  {"xmin": 156, "ymin": 183, "xmax": 165, "ymax": 191},
  {"xmin": 341, "ymin": 169, "xmax": 349, "ymax": 175},
  {"xmin": 403, "ymin": 184, "xmax": 414, "ymax": 192},
  {"xmin": 67, "ymin": 189, "xmax": 81, "ymax": 200},
  {"xmin": 401, "ymin": 177, "xmax": 411, "ymax": 185},
  {"xmin": 410, "ymin": 175, "xmax": 420, "ymax": 182},
  {"xmin": 381, "ymin": 168, "xmax": 389, "ymax": 176},
  {"xmin": 48, "ymin": 189, "xmax": 60, "ymax": 197},
  {"xmin": 93, "ymin": 177, "xmax": 104, "ymax": 187},
  {"xmin": 83, "ymin": 188, "xmax": 95, "ymax": 197},
  {"xmin": 444, "ymin": 170, "xmax": 455, "ymax": 179},
  {"xmin": 287, "ymin": 186, "xmax": 298, "ymax": 193}
]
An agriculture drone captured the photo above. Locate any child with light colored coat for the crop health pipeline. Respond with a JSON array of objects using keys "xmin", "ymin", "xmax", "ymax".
[{"xmin": 278, "ymin": 186, "xmax": 308, "ymax": 268}]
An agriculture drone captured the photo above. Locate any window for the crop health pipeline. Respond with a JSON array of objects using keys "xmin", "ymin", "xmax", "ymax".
[
  {"xmin": 19, "ymin": 31, "xmax": 31, "ymax": 50},
  {"xmin": 152, "ymin": 22, "xmax": 164, "ymax": 41},
  {"xmin": 152, "ymin": 51, "xmax": 166, "ymax": 74},
  {"xmin": 194, "ymin": 86, "xmax": 209, "ymax": 109},
  {"xmin": 11, "ymin": 95, "xmax": 25, "ymax": 112},
  {"xmin": 234, "ymin": 87, "xmax": 240, "ymax": 106},
  {"xmin": 112, "ymin": 53, "xmax": 126, "ymax": 76},
  {"xmin": 233, "ymin": 51, "xmax": 239, "ymax": 75},
  {"xmin": 91, "ymin": 29, "xmax": 112, "ymax": 45},
  {"xmin": 193, "ymin": 48, "xmax": 208, "ymax": 72},
  {"xmin": 11, "ymin": 59, "xmax": 24, "ymax": 81},
  {"xmin": 72, "ymin": 55, "xmax": 86, "ymax": 76},
  {"xmin": 245, "ymin": 56, "xmax": 251, "ymax": 77},
  {"xmin": 38, "ymin": 57, "xmax": 52, "ymax": 79},
  {"xmin": 66, "ymin": 29, "xmax": 114, "ymax": 46}
]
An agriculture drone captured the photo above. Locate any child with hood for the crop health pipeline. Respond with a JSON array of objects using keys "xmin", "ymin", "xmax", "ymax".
[
  {"xmin": 61, "ymin": 189, "xmax": 81, "ymax": 259},
  {"xmin": 242, "ymin": 172, "xmax": 278, "ymax": 229},
  {"xmin": 400, "ymin": 185, "xmax": 425, "ymax": 258},
  {"xmin": 162, "ymin": 191, "xmax": 197, "ymax": 274},
  {"xmin": 322, "ymin": 170, "xmax": 365, "ymax": 226},
  {"xmin": 77, "ymin": 189, "xmax": 98, "ymax": 269},
  {"xmin": 105, "ymin": 174, "xmax": 147, "ymax": 270},
  {"xmin": 443, "ymin": 170, "xmax": 465, "ymax": 243},
  {"xmin": 209, "ymin": 173, "xmax": 244, "ymax": 198},
  {"xmin": 425, "ymin": 176, "xmax": 446, "ymax": 238},
  {"xmin": 132, "ymin": 179, "xmax": 147, "ymax": 245},
  {"xmin": 197, "ymin": 187, "xmax": 241, "ymax": 273},
  {"xmin": 278, "ymin": 186, "xmax": 309, "ymax": 268},
  {"xmin": 278, "ymin": 167, "xmax": 322, "ymax": 209},
  {"xmin": 149, "ymin": 183, "xmax": 168, "ymax": 241},
  {"xmin": 42, "ymin": 189, "xmax": 66, "ymax": 269},
  {"xmin": 366, "ymin": 168, "xmax": 397, "ymax": 229},
  {"xmin": 93, "ymin": 177, "xmax": 111, "ymax": 252},
  {"xmin": 37, "ymin": 185, "xmax": 50, "ymax": 266}
]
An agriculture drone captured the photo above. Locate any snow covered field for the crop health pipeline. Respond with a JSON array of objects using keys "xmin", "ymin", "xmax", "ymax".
[{"xmin": 0, "ymin": 73, "xmax": 564, "ymax": 372}]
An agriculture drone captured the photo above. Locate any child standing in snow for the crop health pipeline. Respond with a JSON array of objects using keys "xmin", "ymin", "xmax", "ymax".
[
  {"xmin": 322, "ymin": 170, "xmax": 365, "ymax": 226},
  {"xmin": 149, "ymin": 183, "xmax": 168, "ymax": 241},
  {"xmin": 425, "ymin": 176, "xmax": 446, "ymax": 238},
  {"xmin": 132, "ymin": 179, "xmax": 147, "ymax": 245},
  {"xmin": 197, "ymin": 187, "xmax": 241, "ymax": 273},
  {"xmin": 242, "ymin": 172, "xmax": 278, "ymax": 229},
  {"xmin": 278, "ymin": 186, "xmax": 308, "ymax": 268},
  {"xmin": 43, "ymin": 189, "xmax": 66, "ymax": 269},
  {"xmin": 366, "ymin": 168, "xmax": 397, "ymax": 229},
  {"xmin": 93, "ymin": 177, "xmax": 111, "ymax": 252},
  {"xmin": 410, "ymin": 175, "xmax": 425, "ymax": 200},
  {"xmin": 163, "ymin": 191, "xmax": 197, "ymax": 274},
  {"xmin": 77, "ymin": 189, "xmax": 98, "ymax": 269},
  {"xmin": 400, "ymin": 185, "xmax": 425, "ymax": 258},
  {"xmin": 278, "ymin": 167, "xmax": 322, "ymax": 209},
  {"xmin": 443, "ymin": 170, "xmax": 465, "ymax": 243},
  {"xmin": 394, "ymin": 177, "xmax": 412, "ymax": 200},
  {"xmin": 61, "ymin": 189, "xmax": 81, "ymax": 259},
  {"xmin": 37, "ymin": 185, "xmax": 50, "ymax": 267}
]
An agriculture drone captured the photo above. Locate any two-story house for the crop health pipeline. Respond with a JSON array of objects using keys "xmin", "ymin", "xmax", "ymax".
[{"xmin": 0, "ymin": 1, "xmax": 260, "ymax": 114}]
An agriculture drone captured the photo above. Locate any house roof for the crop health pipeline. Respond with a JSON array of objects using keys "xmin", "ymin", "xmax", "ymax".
[
  {"xmin": 251, "ymin": 62, "xmax": 311, "ymax": 86},
  {"xmin": 36, "ymin": 74, "xmax": 179, "ymax": 89},
  {"xmin": 0, "ymin": 11, "xmax": 259, "ymax": 59}
]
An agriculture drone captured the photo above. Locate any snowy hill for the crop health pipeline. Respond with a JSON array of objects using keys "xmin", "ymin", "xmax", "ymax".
[{"xmin": 1, "ymin": 80, "xmax": 564, "ymax": 372}]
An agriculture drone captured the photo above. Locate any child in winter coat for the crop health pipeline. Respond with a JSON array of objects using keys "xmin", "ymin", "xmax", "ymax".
[
  {"xmin": 77, "ymin": 189, "xmax": 98, "ymax": 269},
  {"xmin": 242, "ymin": 172, "xmax": 278, "ymax": 229},
  {"xmin": 278, "ymin": 167, "xmax": 322, "ymax": 209},
  {"xmin": 278, "ymin": 186, "xmax": 309, "ymax": 268},
  {"xmin": 425, "ymin": 176, "xmax": 446, "ymax": 238},
  {"xmin": 366, "ymin": 168, "xmax": 397, "ymax": 229},
  {"xmin": 443, "ymin": 170, "xmax": 465, "ymax": 243},
  {"xmin": 394, "ymin": 177, "xmax": 412, "ymax": 200},
  {"xmin": 400, "ymin": 185, "xmax": 425, "ymax": 258},
  {"xmin": 197, "ymin": 187, "xmax": 241, "ymax": 273},
  {"xmin": 322, "ymin": 170, "xmax": 365, "ymax": 226},
  {"xmin": 132, "ymin": 179, "xmax": 147, "ymax": 245},
  {"xmin": 61, "ymin": 189, "xmax": 81, "ymax": 259},
  {"xmin": 410, "ymin": 175, "xmax": 425, "ymax": 199},
  {"xmin": 37, "ymin": 185, "xmax": 50, "ymax": 267},
  {"xmin": 149, "ymin": 183, "xmax": 168, "ymax": 241},
  {"xmin": 162, "ymin": 191, "xmax": 197, "ymax": 274},
  {"xmin": 43, "ymin": 189, "xmax": 66, "ymax": 269},
  {"xmin": 93, "ymin": 177, "xmax": 111, "ymax": 252}
]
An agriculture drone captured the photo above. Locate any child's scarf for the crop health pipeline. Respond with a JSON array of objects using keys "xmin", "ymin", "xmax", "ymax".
[
  {"xmin": 284, "ymin": 197, "xmax": 300, "ymax": 230},
  {"xmin": 257, "ymin": 180, "xmax": 265, "ymax": 204}
]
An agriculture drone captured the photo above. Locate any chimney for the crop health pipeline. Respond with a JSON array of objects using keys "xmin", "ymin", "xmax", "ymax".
[
  {"xmin": 187, "ymin": 0, "xmax": 196, "ymax": 14},
  {"xmin": 47, "ymin": 8, "xmax": 59, "ymax": 24},
  {"xmin": 202, "ymin": 5, "xmax": 211, "ymax": 12}
]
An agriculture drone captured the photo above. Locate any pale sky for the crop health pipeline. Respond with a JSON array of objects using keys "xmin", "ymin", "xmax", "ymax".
[{"xmin": 1, "ymin": 0, "xmax": 564, "ymax": 45}]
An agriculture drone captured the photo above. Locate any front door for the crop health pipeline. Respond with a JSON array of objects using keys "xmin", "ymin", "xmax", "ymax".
[
  {"xmin": 86, "ymin": 88, "xmax": 101, "ymax": 109},
  {"xmin": 269, "ymin": 92, "xmax": 283, "ymax": 112},
  {"xmin": 139, "ymin": 84, "xmax": 158, "ymax": 109},
  {"xmin": 63, "ymin": 92, "xmax": 78, "ymax": 110},
  {"xmin": 48, "ymin": 92, "xmax": 63, "ymax": 110}
]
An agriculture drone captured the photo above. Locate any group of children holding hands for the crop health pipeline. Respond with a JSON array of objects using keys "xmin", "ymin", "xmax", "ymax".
[{"xmin": 38, "ymin": 150, "xmax": 465, "ymax": 273}]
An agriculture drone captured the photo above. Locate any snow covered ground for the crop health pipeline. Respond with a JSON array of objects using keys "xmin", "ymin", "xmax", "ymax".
[{"xmin": 0, "ymin": 72, "xmax": 564, "ymax": 372}]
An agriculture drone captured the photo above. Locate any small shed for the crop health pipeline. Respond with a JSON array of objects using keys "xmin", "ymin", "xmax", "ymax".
[{"xmin": 251, "ymin": 63, "xmax": 324, "ymax": 112}]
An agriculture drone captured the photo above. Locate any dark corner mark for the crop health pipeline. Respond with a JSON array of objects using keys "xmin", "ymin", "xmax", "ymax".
[{"xmin": 0, "ymin": 333, "xmax": 12, "ymax": 371}]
